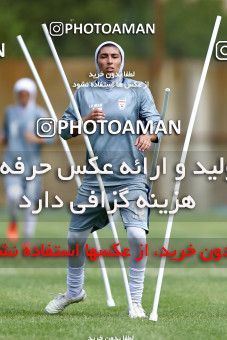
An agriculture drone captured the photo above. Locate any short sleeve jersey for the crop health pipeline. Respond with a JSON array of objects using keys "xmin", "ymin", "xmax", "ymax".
[
  {"xmin": 61, "ymin": 77, "xmax": 161, "ymax": 190},
  {"xmin": 3, "ymin": 104, "xmax": 47, "ymax": 169}
]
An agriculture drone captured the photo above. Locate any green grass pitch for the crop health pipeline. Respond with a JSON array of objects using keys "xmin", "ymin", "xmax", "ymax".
[{"xmin": 0, "ymin": 210, "xmax": 227, "ymax": 339}]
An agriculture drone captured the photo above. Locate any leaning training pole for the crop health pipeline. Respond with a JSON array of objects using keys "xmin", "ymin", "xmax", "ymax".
[
  {"xmin": 149, "ymin": 15, "xmax": 222, "ymax": 322},
  {"xmin": 149, "ymin": 88, "xmax": 170, "ymax": 193},
  {"xmin": 17, "ymin": 35, "xmax": 115, "ymax": 307},
  {"xmin": 41, "ymin": 23, "xmax": 134, "ymax": 312}
]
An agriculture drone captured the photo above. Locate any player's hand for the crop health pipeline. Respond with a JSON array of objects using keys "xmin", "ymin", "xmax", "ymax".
[
  {"xmin": 84, "ymin": 108, "xmax": 105, "ymax": 122},
  {"xmin": 25, "ymin": 132, "xmax": 45, "ymax": 144},
  {"xmin": 135, "ymin": 134, "xmax": 154, "ymax": 151}
]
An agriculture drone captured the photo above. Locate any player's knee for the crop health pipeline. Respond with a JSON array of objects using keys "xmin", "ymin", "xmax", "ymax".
[
  {"xmin": 6, "ymin": 184, "xmax": 23, "ymax": 202},
  {"xmin": 127, "ymin": 226, "xmax": 146, "ymax": 245},
  {"xmin": 67, "ymin": 230, "xmax": 87, "ymax": 249}
]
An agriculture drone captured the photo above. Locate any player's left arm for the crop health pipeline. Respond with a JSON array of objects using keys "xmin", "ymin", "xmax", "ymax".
[{"xmin": 135, "ymin": 85, "xmax": 162, "ymax": 152}]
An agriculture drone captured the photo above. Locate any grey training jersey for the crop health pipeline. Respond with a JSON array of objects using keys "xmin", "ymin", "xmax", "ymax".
[
  {"xmin": 3, "ymin": 104, "xmax": 47, "ymax": 171},
  {"xmin": 61, "ymin": 77, "xmax": 161, "ymax": 191}
]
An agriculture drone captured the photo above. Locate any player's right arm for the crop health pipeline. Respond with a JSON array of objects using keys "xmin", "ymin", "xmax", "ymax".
[
  {"xmin": 0, "ymin": 109, "xmax": 9, "ymax": 146},
  {"xmin": 60, "ymin": 91, "xmax": 105, "ymax": 140},
  {"xmin": 0, "ymin": 134, "xmax": 5, "ymax": 145},
  {"xmin": 0, "ymin": 131, "xmax": 6, "ymax": 144}
]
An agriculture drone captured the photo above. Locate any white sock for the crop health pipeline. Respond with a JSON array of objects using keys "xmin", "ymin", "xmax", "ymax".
[
  {"xmin": 129, "ymin": 267, "xmax": 145, "ymax": 304},
  {"xmin": 24, "ymin": 205, "xmax": 37, "ymax": 238},
  {"xmin": 127, "ymin": 227, "xmax": 147, "ymax": 304},
  {"xmin": 66, "ymin": 228, "xmax": 91, "ymax": 298},
  {"xmin": 67, "ymin": 266, "xmax": 84, "ymax": 298}
]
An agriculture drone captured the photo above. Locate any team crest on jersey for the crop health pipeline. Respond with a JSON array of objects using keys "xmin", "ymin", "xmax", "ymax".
[{"xmin": 118, "ymin": 99, "xmax": 126, "ymax": 110}]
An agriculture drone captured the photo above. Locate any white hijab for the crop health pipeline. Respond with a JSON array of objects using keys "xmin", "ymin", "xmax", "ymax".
[
  {"xmin": 14, "ymin": 78, "xmax": 37, "ymax": 108},
  {"xmin": 94, "ymin": 41, "xmax": 125, "ymax": 76}
]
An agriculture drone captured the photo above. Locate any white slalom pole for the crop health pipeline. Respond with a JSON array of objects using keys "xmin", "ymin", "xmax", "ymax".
[
  {"xmin": 41, "ymin": 24, "xmax": 134, "ymax": 313},
  {"xmin": 17, "ymin": 35, "xmax": 115, "ymax": 308},
  {"xmin": 149, "ymin": 88, "xmax": 170, "ymax": 193},
  {"xmin": 149, "ymin": 15, "xmax": 222, "ymax": 322}
]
